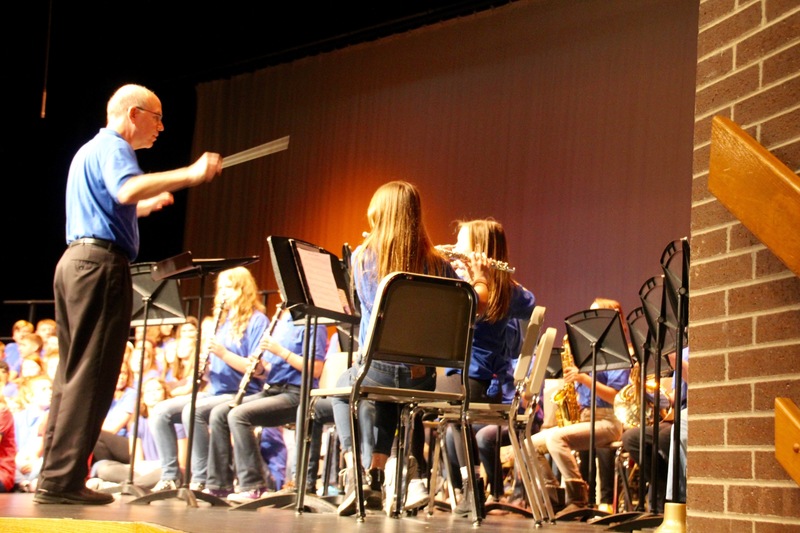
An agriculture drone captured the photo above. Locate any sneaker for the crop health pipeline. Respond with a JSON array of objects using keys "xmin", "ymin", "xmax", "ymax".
[
  {"xmin": 227, "ymin": 487, "xmax": 268, "ymax": 503},
  {"xmin": 337, "ymin": 469, "xmax": 358, "ymax": 516},
  {"xmin": 189, "ymin": 482, "xmax": 206, "ymax": 492},
  {"xmin": 404, "ymin": 478, "xmax": 430, "ymax": 511},
  {"xmin": 202, "ymin": 487, "xmax": 232, "ymax": 498},
  {"xmin": 152, "ymin": 479, "xmax": 178, "ymax": 492}
]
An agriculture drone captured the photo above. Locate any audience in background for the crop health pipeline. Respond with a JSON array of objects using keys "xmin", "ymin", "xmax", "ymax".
[{"xmin": 4, "ymin": 320, "xmax": 34, "ymax": 380}]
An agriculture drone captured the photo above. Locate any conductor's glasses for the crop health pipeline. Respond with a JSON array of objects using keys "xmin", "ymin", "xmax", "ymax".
[{"xmin": 136, "ymin": 106, "xmax": 163, "ymax": 123}]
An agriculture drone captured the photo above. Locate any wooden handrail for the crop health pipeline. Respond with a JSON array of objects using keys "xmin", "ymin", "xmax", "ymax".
[
  {"xmin": 708, "ymin": 115, "xmax": 800, "ymax": 277},
  {"xmin": 775, "ymin": 398, "xmax": 800, "ymax": 486}
]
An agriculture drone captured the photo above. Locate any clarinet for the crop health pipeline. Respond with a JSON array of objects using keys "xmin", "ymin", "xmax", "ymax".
[
  {"xmin": 229, "ymin": 303, "xmax": 283, "ymax": 407},
  {"xmin": 198, "ymin": 299, "xmax": 226, "ymax": 380}
]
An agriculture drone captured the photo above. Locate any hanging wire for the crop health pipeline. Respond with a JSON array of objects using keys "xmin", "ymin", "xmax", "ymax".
[{"xmin": 41, "ymin": 0, "xmax": 53, "ymax": 118}]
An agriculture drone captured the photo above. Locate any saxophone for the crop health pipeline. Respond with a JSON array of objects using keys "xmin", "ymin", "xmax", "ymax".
[{"xmin": 551, "ymin": 334, "xmax": 581, "ymax": 427}]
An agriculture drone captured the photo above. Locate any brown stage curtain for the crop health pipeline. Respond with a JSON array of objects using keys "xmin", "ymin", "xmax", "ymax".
[{"xmin": 185, "ymin": 0, "xmax": 698, "ymax": 337}]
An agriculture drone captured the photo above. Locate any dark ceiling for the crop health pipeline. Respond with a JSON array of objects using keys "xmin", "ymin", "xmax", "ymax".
[{"xmin": 1, "ymin": 0, "xmax": 516, "ymax": 330}]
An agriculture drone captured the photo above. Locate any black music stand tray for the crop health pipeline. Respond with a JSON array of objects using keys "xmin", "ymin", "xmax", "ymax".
[
  {"xmin": 232, "ymin": 236, "xmax": 356, "ymax": 513},
  {"xmin": 555, "ymin": 307, "xmax": 631, "ymax": 523},
  {"xmin": 105, "ymin": 263, "xmax": 187, "ymax": 498},
  {"xmin": 129, "ymin": 252, "xmax": 259, "ymax": 508}
]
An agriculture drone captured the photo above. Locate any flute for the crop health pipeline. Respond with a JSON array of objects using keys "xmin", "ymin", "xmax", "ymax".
[
  {"xmin": 435, "ymin": 245, "xmax": 516, "ymax": 274},
  {"xmin": 230, "ymin": 303, "xmax": 283, "ymax": 407}
]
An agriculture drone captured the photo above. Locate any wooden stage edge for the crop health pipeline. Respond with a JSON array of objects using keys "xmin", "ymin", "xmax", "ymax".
[{"xmin": 0, "ymin": 517, "xmax": 185, "ymax": 533}]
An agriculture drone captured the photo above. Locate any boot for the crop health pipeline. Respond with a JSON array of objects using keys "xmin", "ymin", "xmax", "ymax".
[
  {"xmin": 365, "ymin": 467, "xmax": 385, "ymax": 510},
  {"xmin": 535, "ymin": 454, "xmax": 564, "ymax": 511},
  {"xmin": 554, "ymin": 479, "xmax": 588, "ymax": 519}
]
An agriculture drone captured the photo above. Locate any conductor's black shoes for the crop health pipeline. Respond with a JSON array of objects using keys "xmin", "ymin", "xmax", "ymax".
[{"xmin": 33, "ymin": 487, "xmax": 115, "ymax": 505}]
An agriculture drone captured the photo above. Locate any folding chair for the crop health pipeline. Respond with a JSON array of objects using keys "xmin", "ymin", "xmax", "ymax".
[
  {"xmin": 514, "ymin": 325, "xmax": 558, "ymax": 526},
  {"xmin": 421, "ymin": 306, "xmax": 544, "ymax": 516},
  {"xmin": 311, "ymin": 271, "xmax": 479, "ymax": 523}
]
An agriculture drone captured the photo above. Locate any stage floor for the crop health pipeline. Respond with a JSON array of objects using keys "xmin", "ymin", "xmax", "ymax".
[{"xmin": 0, "ymin": 491, "xmax": 662, "ymax": 533}]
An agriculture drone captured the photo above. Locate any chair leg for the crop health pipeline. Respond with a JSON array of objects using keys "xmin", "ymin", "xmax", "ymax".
[
  {"xmin": 460, "ymin": 419, "xmax": 483, "ymax": 525},
  {"xmin": 349, "ymin": 397, "xmax": 366, "ymax": 521}
]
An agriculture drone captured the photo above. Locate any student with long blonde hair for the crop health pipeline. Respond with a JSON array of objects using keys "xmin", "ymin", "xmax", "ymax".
[{"xmin": 150, "ymin": 267, "xmax": 268, "ymax": 492}]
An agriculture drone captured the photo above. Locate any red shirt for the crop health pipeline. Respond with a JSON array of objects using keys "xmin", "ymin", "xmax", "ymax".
[{"xmin": 0, "ymin": 406, "xmax": 16, "ymax": 491}]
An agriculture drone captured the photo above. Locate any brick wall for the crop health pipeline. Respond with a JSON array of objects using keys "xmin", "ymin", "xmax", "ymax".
[{"xmin": 690, "ymin": 0, "xmax": 800, "ymax": 530}]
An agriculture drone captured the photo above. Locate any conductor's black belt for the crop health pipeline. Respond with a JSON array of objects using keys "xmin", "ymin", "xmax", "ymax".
[{"xmin": 69, "ymin": 237, "xmax": 127, "ymax": 257}]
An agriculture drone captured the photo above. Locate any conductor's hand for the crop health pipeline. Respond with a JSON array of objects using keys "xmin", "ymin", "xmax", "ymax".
[{"xmin": 189, "ymin": 152, "xmax": 223, "ymax": 185}]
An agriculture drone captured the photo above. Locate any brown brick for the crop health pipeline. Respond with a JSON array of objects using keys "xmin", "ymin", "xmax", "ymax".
[
  {"xmin": 692, "ymin": 450, "xmax": 752, "ymax": 479},
  {"xmin": 729, "ymin": 484, "xmax": 800, "ymax": 519},
  {"xmin": 692, "ymin": 173, "xmax": 713, "ymax": 203},
  {"xmin": 730, "ymin": 278, "xmax": 800, "ymax": 313},
  {"xmin": 730, "ymin": 345, "xmax": 800, "ymax": 380},
  {"xmin": 690, "ymin": 418, "xmax": 725, "ymax": 446},
  {"xmin": 756, "ymin": 309, "xmax": 800, "ymax": 343},
  {"xmin": 691, "ymin": 314, "xmax": 753, "ymax": 349},
  {"xmin": 766, "ymin": 0, "xmax": 800, "ymax": 21},
  {"xmin": 698, "ymin": 3, "xmax": 761, "ymax": 58},
  {"xmin": 689, "ymin": 482, "xmax": 725, "ymax": 512},
  {"xmin": 691, "ymin": 199, "xmax": 738, "ymax": 232},
  {"xmin": 692, "ymin": 353, "xmax": 727, "ymax": 383},
  {"xmin": 691, "ymin": 254, "xmax": 753, "ymax": 291},
  {"xmin": 695, "ymin": 114, "xmax": 713, "ymax": 146},
  {"xmin": 692, "ymin": 227, "xmax": 728, "ymax": 259},
  {"xmin": 738, "ymin": 11, "xmax": 800, "ymax": 67},
  {"xmin": 728, "ymin": 415, "xmax": 774, "ymax": 445},
  {"xmin": 688, "ymin": 516, "xmax": 749, "ymax": 533},
  {"xmin": 697, "ymin": 48, "xmax": 734, "ymax": 86},
  {"xmin": 756, "ymin": 248, "xmax": 793, "ymax": 277},
  {"xmin": 754, "ymin": 381, "xmax": 800, "ymax": 410},
  {"xmin": 764, "ymin": 42, "xmax": 800, "ymax": 85},
  {"xmin": 730, "ymin": 223, "xmax": 761, "ymax": 251},
  {"xmin": 755, "ymin": 450, "xmax": 799, "ymax": 481},
  {"xmin": 735, "ymin": 76, "xmax": 800, "ymax": 126},
  {"xmin": 771, "ymin": 138, "xmax": 800, "ymax": 172},
  {"xmin": 755, "ymin": 521, "xmax": 800, "ymax": 533},
  {"xmin": 691, "ymin": 382, "xmax": 752, "ymax": 415},
  {"xmin": 760, "ymin": 107, "xmax": 800, "ymax": 148},
  {"xmin": 695, "ymin": 64, "xmax": 760, "ymax": 116},
  {"xmin": 691, "ymin": 291, "xmax": 727, "ymax": 322},
  {"xmin": 693, "ymin": 142, "xmax": 712, "ymax": 174},
  {"xmin": 699, "ymin": 0, "xmax": 737, "ymax": 29}
]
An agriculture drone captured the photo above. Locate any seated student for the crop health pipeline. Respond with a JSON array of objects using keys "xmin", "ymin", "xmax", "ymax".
[
  {"xmin": 0, "ymin": 395, "xmax": 16, "ymax": 493},
  {"xmin": 15, "ymin": 334, "xmax": 45, "ymax": 378},
  {"xmin": 130, "ymin": 339, "xmax": 161, "ymax": 386},
  {"xmin": 90, "ymin": 377, "xmax": 182, "ymax": 490},
  {"xmin": 0, "ymin": 361, "xmax": 16, "ymax": 401},
  {"xmin": 207, "ymin": 303, "xmax": 327, "ymax": 502},
  {"xmin": 530, "ymin": 298, "xmax": 630, "ymax": 517},
  {"xmin": 259, "ymin": 426, "xmax": 288, "ymax": 492},
  {"xmin": 4, "ymin": 320, "xmax": 34, "ymax": 380},
  {"xmin": 621, "ymin": 346, "xmax": 689, "ymax": 513},
  {"xmin": 13, "ymin": 375, "xmax": 53, "ymax": 492},
  {"xmin": 151, "ymin": 267, "xmax": 269, "ymax": 492},
  {"xmin": 34, "ymin": 319, "xmax": 57, "ymax": 356},
  {"xmin": 160, "ymin": 317, "xmax": 199, "ymax": 396}
]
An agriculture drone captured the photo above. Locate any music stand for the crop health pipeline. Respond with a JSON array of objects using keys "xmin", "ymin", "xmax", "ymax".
[
  {"xmin": 557, "ymin": 307, "xmax": 631, "ymax": 522},
  {"xmin": 129, "ymin": 252, "xmax": 259, "ymax": 508},
  {"xmin": 660, "ymin": 239, "xmax": 688, "ymax": 504},
  {"xmin": 110, "ymin": 263, "xmax": 187, "ymax": 497},
  {"xmin": 232, "ymin": 236, "xmax": 356, "ymax": 513}
]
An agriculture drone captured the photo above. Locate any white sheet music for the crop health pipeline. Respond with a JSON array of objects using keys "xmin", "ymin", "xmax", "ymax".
[{"xmin": 294, "ymin": 243, "xmax": 348, "ymax": 314}]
